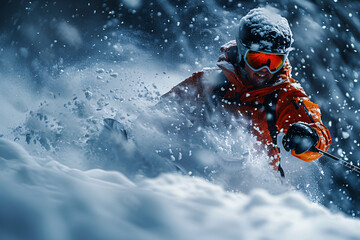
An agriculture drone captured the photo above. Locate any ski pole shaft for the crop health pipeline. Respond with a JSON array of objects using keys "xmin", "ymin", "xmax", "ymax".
[
  {"xmin": 313, "ymin": 147, "xmax": 360, "ymax": 174},
  {"xmin": 316, "ymin": 148, "xmax": 341, "ymax": 161}
]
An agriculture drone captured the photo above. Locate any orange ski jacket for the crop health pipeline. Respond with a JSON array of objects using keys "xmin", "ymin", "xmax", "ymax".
[{"xmin": 162, "ymin": 41, "xmax": 331, "ymax": 170}]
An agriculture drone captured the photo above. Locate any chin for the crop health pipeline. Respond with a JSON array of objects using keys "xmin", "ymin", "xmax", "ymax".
[{"xmin": 253, "ymin": 78, "xmax": 270, "ymax": 86}]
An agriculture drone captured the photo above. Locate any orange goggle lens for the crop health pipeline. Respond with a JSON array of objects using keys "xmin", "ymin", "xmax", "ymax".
[{"xmin": 245, "ymin": 50, "xmax": 286, "ymax": 73}]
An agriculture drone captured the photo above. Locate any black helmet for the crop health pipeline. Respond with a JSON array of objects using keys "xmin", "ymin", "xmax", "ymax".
[{"xmin": 236, "ymin": 8, "xmax": 293, "ymax": 60}]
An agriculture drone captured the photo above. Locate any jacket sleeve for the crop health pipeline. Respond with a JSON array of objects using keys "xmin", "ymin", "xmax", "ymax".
[
  {"xmin": 161, "ymin": 72, "xmax": 205, "ymax": 102},
  {"xmin": 276, "ymin": 90, "xmax": 332, "ymax": 162}
]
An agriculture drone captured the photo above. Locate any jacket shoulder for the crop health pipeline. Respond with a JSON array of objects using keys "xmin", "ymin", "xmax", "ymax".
[{"xmin": 162, "ymin": 68, "xmax": 227, "ymax": 100}]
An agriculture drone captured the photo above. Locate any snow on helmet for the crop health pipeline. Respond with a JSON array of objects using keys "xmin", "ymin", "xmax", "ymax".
[{"xmin": 236, "ymin": 8, "xmax": 294, "ymax": 60}]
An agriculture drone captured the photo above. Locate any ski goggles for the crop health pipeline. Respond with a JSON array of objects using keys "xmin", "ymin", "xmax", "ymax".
[{"xmin": 244, "ymin": 50, "xmax": 287, "ymax": 74}]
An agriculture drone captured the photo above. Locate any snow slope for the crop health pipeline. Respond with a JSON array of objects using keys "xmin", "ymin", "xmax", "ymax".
[{"xmin": 1, "ymin": 138, "xmax": 360, "ymax": 240}]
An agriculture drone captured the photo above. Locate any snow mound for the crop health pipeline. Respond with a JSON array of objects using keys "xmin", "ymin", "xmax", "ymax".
[{"xmin": 0, "ymin": 138, "xmax": 359, "ymax": 240}]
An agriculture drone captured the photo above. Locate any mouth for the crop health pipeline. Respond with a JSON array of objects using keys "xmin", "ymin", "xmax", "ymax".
[{"xmin": 254, "ymin": 72, "xmax": 268, "ymax": 79}]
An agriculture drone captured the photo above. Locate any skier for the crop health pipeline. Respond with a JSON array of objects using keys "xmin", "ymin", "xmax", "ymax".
[{"xmin": 162, "ymin": 8, "xmax": 332, "ymax": 175}]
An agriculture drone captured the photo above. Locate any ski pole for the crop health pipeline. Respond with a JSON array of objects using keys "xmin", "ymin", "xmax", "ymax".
[{"xmin": 312, "ymin": 147, "xmax": 360, "ymax": 174}]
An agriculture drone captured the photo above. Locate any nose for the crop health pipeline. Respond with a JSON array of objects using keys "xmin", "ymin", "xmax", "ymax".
[{"xmin": 257, "ymin": 68, "xmax": 270, "ymax": 74}]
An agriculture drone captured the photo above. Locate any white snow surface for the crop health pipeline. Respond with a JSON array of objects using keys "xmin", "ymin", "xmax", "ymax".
[{"xmin": 1, "ymin": 137, "xmax": 360, "ymax": 240}]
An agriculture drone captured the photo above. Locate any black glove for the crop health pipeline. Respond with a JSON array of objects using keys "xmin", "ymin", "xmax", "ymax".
[{"xmin": 282, "ymin": 122, "xmax": 319, "ymax": 155}]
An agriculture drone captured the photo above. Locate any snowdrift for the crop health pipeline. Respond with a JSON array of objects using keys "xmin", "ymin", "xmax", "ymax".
[{"xmin": 1, "ymin": 138, "xmax": 360, "ymax": 240}]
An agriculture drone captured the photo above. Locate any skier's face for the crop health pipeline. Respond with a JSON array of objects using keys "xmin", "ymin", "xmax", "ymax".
[{"xmin": 244, "ymin": 64, "xmax": 275, "ymax": 87}]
